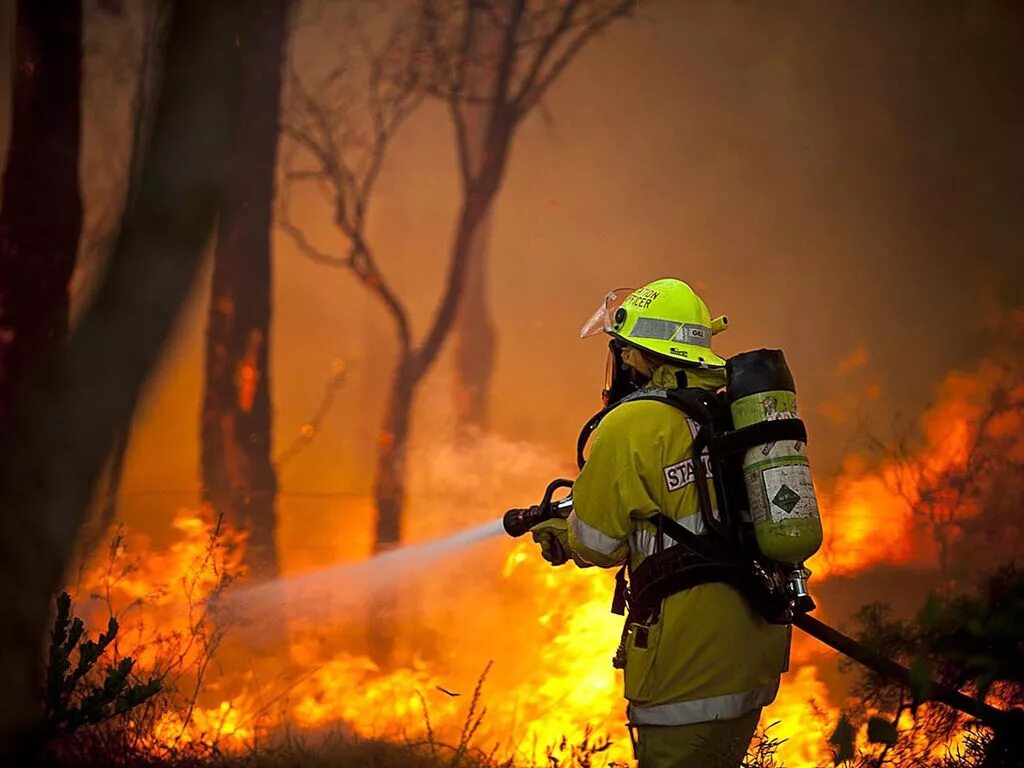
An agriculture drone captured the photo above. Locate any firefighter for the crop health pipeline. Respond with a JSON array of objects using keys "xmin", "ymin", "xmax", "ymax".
[{"xmin": 531, "ymin": 278, "xmax": 790, "ymax": 767}]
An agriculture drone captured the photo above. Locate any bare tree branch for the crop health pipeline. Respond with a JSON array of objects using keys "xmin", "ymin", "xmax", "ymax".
[
  {"xmin": 511, "ymin": 0, "xmax": 581, "ymax": 108},
  {"xmin": 514, "ymin": 0, "xmax": 634, "ymax": 116},
  {"xmin": 279, "ymin": 8, "xmax": 420, "ymax": 354},
  {"xmin": 277, "ymin": 0, "xmax": 635, "ymax": 550}
]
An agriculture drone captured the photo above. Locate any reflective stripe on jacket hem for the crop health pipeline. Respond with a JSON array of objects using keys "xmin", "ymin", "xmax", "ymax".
[
  {"xmin": 626, "ymin": 679, "xmax": 780, "ymax": 726},
  {"xmin": 569, "ymin": 511, "xmax": 625, "ymax": 556}
]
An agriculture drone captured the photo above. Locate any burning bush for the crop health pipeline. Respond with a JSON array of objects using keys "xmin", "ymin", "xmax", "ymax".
[{"xmin": 827, "ymin": 566, "xmax": 1024, "ymax": 767}]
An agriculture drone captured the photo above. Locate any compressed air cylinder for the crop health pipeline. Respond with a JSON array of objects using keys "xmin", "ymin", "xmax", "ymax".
[{"xmin": 727, "ymin": 350, "xmax": 823, "ymax": 564}]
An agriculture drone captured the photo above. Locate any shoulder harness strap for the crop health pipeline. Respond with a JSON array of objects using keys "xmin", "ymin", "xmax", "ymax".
[{"xmin": 576, "ymin": 384, "xmax": 722, "ymax": 469}]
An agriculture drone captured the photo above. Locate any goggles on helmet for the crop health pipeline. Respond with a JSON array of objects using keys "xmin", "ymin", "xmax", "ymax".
[{"xmin": 579, "ymin": 287, "xmax": 635, "ymax": 338}]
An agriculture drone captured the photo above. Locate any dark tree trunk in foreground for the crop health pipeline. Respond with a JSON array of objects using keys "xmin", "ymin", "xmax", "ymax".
[
  {"xmin": 77, "ymin": 2, "xmax": 171, "ymax": 570},
  {"xmin": 0, "ymin": 0, "xmax": 82, "ymax": 436},
  {"xmin": 0, "ymin": 0, "xmax": 243, "ymax": 752},
  {"xmin": 201, "ymin": 0, "xmax": 290, "ymax": 579}
]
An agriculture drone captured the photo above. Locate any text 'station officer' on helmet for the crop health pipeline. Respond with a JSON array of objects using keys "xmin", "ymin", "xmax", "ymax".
[{"xmin": 580, "ymin": 278, "xmax": 730, "ymax": 368}]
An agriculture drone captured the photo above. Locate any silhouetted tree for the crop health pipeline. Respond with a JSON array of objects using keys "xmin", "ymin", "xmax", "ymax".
[
  {"xmin": 0, "ymin": 0, "xmax": 82, "ymax": 436},
  {"xmin": 282, "ymin": 0, "xmax": 634, "ymax": 554},
  {"xmin": 278, "ymin": 5, "xmax": 425, "ymax": 553},
  {"xmin": 420, "ymin": 0, "xmax": 635, "ymax": 433},
  {"xmin": 0, "ymin": 0, "xmax": 244, "ymax": 751},
  {"xmin": 75, "ymin": 0, "xmax": 172, "ymax": 570},
  {"xmin": 201, "ymin": 0, "xmax": 294, "ymax": 579}
]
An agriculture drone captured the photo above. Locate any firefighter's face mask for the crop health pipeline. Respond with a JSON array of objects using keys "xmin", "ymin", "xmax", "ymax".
[{"xmin": 603, "ymin": 341, "xmax": 647, "ymax": 407}]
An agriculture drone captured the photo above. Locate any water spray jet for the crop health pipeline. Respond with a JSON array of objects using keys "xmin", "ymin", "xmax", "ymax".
[{"xmin": 220, "ymin": 518, "xmax": 506, "ymax": 631}]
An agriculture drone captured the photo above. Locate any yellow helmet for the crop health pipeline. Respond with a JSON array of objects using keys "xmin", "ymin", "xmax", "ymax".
[{"xmin": 580, "ymin": 278, "xmax": 728, "ymax": 367}]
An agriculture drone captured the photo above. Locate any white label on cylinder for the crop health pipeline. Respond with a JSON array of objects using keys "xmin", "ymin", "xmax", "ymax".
[{"xmin": 748, "ymin": 463, "xmax": 818, "ymax": 524}]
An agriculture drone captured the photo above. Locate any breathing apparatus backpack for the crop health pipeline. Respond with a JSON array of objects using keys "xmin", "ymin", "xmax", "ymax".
[{"xmin": 576, "ymin": 348, "xmax": 824, "ymax": 633}]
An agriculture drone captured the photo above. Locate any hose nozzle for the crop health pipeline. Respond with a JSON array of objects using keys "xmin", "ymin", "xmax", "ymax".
[
  {"xmin": 502, "ymin": 478, "xmax": 574, "ymax": 538},
  {"xmin": 502, "ymin": 506, "xmax": 548, "ymax": 538}
]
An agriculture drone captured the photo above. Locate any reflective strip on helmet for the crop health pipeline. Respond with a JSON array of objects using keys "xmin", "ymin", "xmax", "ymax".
[
  {"xmin": 569, "ymin": 511, "xmax": 626, "ymax": 556},
  {"xmin": 629, "ymin": 319, "xmax": 713, "ymax": 348},
  {"xmin": 627, "ymin": 679, "xmax": 780, "ymax": 726},
  {"xmin": 672, "ymin": 323, "xmax": 712, "ymax": 348},
  {"xmin": 630, "ymin": 317, "xmax": 680, "ymax": 341}
]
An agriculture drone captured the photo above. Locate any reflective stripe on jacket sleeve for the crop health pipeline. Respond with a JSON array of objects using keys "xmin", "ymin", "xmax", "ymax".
[
  {"xmin": 569, "ymin": 510, "xmax": 627, "ymax": 556},
  {"xmin": 570, "ymin": 402, "xmax": 664, "ymax": 567},
  {"xmin": 626, "ymin": 678, "xmax": 780, "ymax": 726}
]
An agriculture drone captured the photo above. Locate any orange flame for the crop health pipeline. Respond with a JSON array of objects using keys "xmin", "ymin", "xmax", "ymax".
[{"xmin": 70, "ymin": 360, "xmax": 1020, "ymax": 765}]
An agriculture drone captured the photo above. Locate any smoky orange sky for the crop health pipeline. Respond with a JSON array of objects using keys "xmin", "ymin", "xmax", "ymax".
[{"xmin": 2, "ymin": 2, "xmax": 1022, "ymax": 556}]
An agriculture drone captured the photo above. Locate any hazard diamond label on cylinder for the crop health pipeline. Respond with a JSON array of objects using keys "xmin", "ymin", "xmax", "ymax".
[{"xmin": 748, "ymin": 464, "xmax": 817, "ymax": 524}]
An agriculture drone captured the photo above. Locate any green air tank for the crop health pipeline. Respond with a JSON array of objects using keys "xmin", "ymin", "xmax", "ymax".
[{"xmin": 727, "ymin": 349, "xmax": 823, "ymax": 565}]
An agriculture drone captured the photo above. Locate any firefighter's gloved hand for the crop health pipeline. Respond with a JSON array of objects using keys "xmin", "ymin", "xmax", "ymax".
[{"xmin": 531, "ymin": 516, "xmax": 572, "ymax": 566}]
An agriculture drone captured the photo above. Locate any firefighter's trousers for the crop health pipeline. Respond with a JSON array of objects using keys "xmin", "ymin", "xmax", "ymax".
[{"xmin": 633, "ymin": 708, "xmax": 761, "ymax": 768}]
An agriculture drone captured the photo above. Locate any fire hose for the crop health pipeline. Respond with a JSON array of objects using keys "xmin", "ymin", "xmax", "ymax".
[
  {"xmin": 502, "ymin": 482, "xmax": 1010, "ymax": 725},
  {"xmin": 791, "ymin": 613, "xmax": 1007, "ymax": 724}
]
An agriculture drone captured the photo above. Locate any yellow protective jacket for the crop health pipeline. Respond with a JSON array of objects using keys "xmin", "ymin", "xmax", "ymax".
[{"xmin": 568, "ymin": 368, "xmax": 790, "ymax": 727}]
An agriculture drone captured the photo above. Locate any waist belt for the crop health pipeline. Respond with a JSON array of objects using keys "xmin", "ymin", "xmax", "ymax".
[
  {"xmin": 614, "ymin": 512, "xmax": 792, "ymax": 628},
  {"xmin": 617, "ymin": 513, "xmax": 748, "ymax": 623}
]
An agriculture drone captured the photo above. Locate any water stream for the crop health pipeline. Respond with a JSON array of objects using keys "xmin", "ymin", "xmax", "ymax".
[{"xmin": 218, "ymin": 518, "xmax": 506, "ymax": 627}]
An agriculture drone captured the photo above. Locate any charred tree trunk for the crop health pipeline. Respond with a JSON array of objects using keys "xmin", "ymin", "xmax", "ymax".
[
  {"xmin": 76, "ymin": 2, "xmax": 171, "ymax": 570},
  {"xmin": 370, "ymin": 183, "xmax": 502, "ymax": 553},
  {"xmin": 452, "ymin": 195, "xmax": 496, "ymax": 434},
  {"xmin": 0, "ymin": 0, "xmax": 82, "ymax": 436},
  {"xmin": 440, "ymin": 0, "xmax": 633, "ymax": 434},
  {"xmin": 449, "ymin": 120, "xmax": 513, "ymax": 438},
  {"xmin": 367, "ymin": 191, "xmax": 501, "ymax": 667},
  {"xmin": 369, "ymin": 347, "xmax": 416, "ymax": 662},
  {"xmin": 450, "ymin": 5, "xmax": 515, "ymax": 436},
  {"xmin": 0, "ymin": 0, "xmax": 243, "ymax": 752},
  {"xmin": 201, "ymin": 0, "xmax": 290, "ymax": 579},
  {"xmin": 373, "ymin": 348, "xmax": 417, "ymax": 550}
]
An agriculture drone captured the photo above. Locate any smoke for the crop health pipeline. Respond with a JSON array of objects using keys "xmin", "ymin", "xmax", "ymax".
[{"xmin": 82, "ymin": 0, "xmax": 1024, "ymax": 538}]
